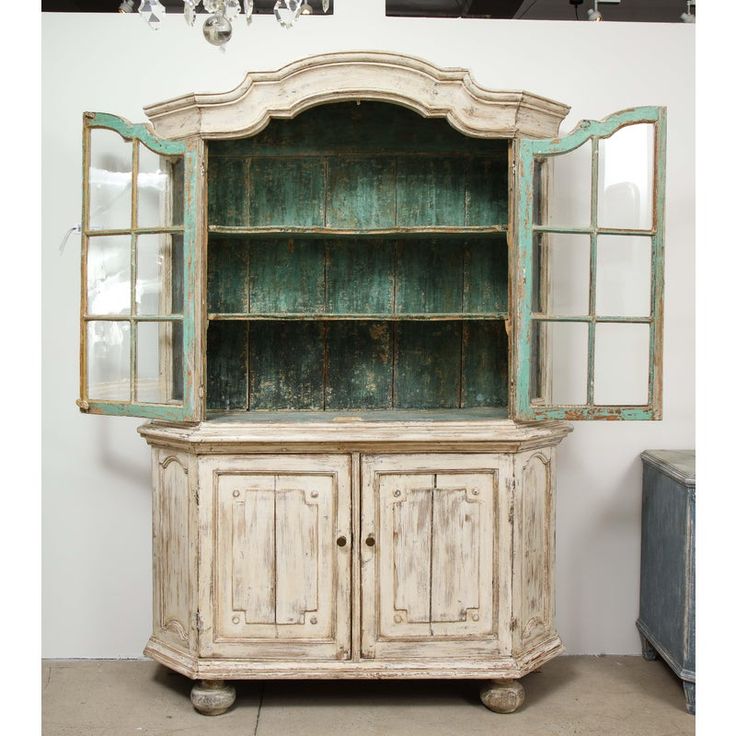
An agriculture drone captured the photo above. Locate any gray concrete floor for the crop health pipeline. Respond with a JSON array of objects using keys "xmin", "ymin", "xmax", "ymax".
[{"xmin": 42, "ymin": 656, "xmax": 694, "ymax": 736}]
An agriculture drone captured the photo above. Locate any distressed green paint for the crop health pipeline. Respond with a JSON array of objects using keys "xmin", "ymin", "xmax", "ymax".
[
  {"xmin": 465, "ymin": 157, "xmax": 508, "ymax": 226},
  {"xmin": 327, "ymin": 157, "xmax": 396, "ymax": 229},
  {"xmin": 250, "ymin": 158, "xmax": 325, "ymax": 227},
  {"xmin": 396, "ymin": 158, "xmax": 466, "ymax": 227},
  {"xmin": 86, "ymin": 112, "xmax": 186, "ymax": 155},
  {"xmin": 84, "ymin": 401, "xmax": 192, "ymax": 421},
  {"xmin": 206, "ymin": 318, "xmax": 508, "ymax": 413},
  {"xmin": 464, "ymin": 237, "xmax": 508, "ymax": 313},
  {"xmin": 249, "ymin": 321, "xmax": 324, "ymax": 410},
  {"xmin": 396, "ymin": 240, "xmax": 464, "ymax": 313},
  {"xmin": 462, "ymin": 321, "xmax": 508, "ymax": 408},
  {"xmin": 171, "ymin": 159, "xmax": 185, "ymax": 226},
  {"xmin": 326, "ymin": 240, "xmax": 394, "ymax": 314},
  {"xmin": 514, "ymin": 106, "xmax": 666, "ymax": 421},
  {"xmin": 206, "ymin": 235, "xmax": 509, "ymax": 319},
  {"xmin": 207, "ymin": 157, "xmax": 248, "ymax": 226},
  {"xmin": 206, "ymin": 321, "xmax": 248, "ymax": 411},
  {"xmin": 207, "ymin": 102, "xmax": 508, "ymax": 157},
  {"xmin": 395, "ymin": 322, "xmax": 461, "ymax": 409},
  {"xmin": 650, "ymin": 110, "xmax": 667, "ymax": 418},
  {"xmin": 208, "ymin": 103, "xmax": 508, "ymax": 232},
  {"xmin": 83, "ymin": 113, "xmax": 199, "ymax": 422},
  {"xmin": 202, "ymin": 102, "xmax": 516, "ymax": 416},
  {"xmin": 207, "ymin": 238, "xmax": 249, "ymax": 313},
  {"xmin": 326, "ymin": 322, "xmax": 393, "ymax": 409},
  {"xmin": 250, "ymin": 239, "xmax": 325, "ymax": 313}
]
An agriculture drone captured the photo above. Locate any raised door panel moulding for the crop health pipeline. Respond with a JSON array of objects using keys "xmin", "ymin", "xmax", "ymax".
[{"xmin": 143, "ymin": 52, "xmax": 571, "ymax": 141}]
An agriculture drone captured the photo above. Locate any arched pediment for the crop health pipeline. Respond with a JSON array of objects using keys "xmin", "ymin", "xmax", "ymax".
[{"xmin": 144, "ymin": 51, "xmax": 569, "ymax": 141}]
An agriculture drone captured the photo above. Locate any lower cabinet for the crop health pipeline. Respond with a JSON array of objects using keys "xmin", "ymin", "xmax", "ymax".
[{"xmin": 140, "ymin": 419, "xmax": 570, "ymax": 714}]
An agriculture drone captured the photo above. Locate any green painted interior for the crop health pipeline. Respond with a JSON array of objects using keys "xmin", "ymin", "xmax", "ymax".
[
  {"xmin": 206, "ymin": 102, "xmax": 509, "ymax": 416},
  {"xmin": 207, "ymin": 236, "xmax": 508, "ymax": 316}
]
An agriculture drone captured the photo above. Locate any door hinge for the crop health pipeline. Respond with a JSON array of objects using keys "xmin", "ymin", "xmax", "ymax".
[{"xmin": 198, "ymin": 385, "xmax": 204, "ymax": 398}]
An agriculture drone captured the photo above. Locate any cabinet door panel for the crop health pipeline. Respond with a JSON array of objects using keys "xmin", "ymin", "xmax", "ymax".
[
  {"xmin": 362, "ymin": 454, "xmax": 506, "ymax": 660},
  {"xmin": 200, "ymin": 455, "xmax": 351, "ymax": 660}
]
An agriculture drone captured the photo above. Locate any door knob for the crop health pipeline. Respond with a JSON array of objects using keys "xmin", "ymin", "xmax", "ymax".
[
  {"xmin": 336, "ymin": 535, "xmax": 348, "ymax": 547},
  {"xmin": 365, "ymin": 535, "xmax": 376, "ymax": 547}
]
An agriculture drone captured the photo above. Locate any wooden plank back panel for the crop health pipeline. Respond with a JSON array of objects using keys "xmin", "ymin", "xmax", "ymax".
[{"xmin": 207, "ymin": 319, "xmax": 509, "ymax": 412}]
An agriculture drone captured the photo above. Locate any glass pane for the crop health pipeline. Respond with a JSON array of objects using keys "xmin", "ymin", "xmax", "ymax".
[
  {"xmin": 598, "ymin": 123, "xmax": 654, "ymax": 230},
  {"xmin": 87, "ymin": 235, "xmax": 131, "ymax": 316},
  {"xmin": 596, "ymin": 235, "xmax": 651, "ymax": 317},
  {"xmin": 87, "ymin": 321, "xmax": 130, "ymax": 401},
  {"xmin": 532, "ymin": 320, "xmax": 588, "ymax": 405},
  {"xmin": 137, "ymin": 143, "xmax": 184, "ymax": 229},
  {"xmin": 536, "ymin": 233, "xmax": 590, "ymax": 316},
  {"xmin": 538, "ymin": 140, "xmax": 592, "ymax": 228},
  {"xmin": 136, "ymin": 321, "xmax": 183, "ymax": 404},
  {"xmin": 88, "ymin": 128, "xmax": 132, "ymax": 231},
  {"xmin": 594, "ymin": 323, "xmax": 650, "ymax": 405},
  {"xmin": 136, "ymin": 233, "xmax": 183, "ymax": 315}
]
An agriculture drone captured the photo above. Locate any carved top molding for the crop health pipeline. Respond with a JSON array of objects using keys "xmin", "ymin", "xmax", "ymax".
[{"xmin": 143, "ymin": 51, "xmax": 570, "ymax": 141}]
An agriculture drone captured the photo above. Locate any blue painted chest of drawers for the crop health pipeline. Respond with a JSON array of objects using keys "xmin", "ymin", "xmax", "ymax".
[{"xmin": 637, "ymin": 450, "xmax": 695, "ymax": 714}]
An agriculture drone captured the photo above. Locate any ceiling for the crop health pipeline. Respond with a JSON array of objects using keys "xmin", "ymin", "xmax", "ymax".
[{"xmin": 41, "ymin": 1, "xmax": 693, "ymax": 23}]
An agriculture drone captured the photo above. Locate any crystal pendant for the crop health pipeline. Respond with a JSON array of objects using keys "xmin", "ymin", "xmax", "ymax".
[
  {"xmin": 302, "ymin": 2, "xmax": 312, "ymax": 15},
  {"xmin": 138, "ymin": 0, "xmax": 166, "ymax": 29},
  {"xmin": 203, "ymin": 13, "xmax": 233, "ymax": 45},
  {"xmin": 203, "ymin": 0, "xmax": 224, "ymax": 12},
  {"xmin": 322, "ymin": 0, "xmax": 330, "ymax": 12},
  {"xmin": 183, "ymin": 0, "xmax": 198, "ymax": 27},
  {"xmin": 274, "ymin": 0, "xmax": 304, "ymax": 28},
  {"xmin": 224, "ymin": 0, "xmax": 242, "ymax": 21},
  {"xmin": 244, "ymin": 0, "xmax": 254, "ymax": 23}
]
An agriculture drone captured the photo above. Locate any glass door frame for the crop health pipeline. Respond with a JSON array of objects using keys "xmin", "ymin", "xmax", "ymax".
[
  {"xmin": 512, "ymin": 106, "xmax": 666, "ymax": 421},
  {"xmin": 79, "ymin": 112, "xmax": 201, "ymax": 421}
]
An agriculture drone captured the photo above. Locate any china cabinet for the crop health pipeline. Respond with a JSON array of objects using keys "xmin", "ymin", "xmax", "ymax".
[
  {"xmin": 78, "ymin": 52, "xmax": 666, "ymax": 715},
  {"xmin": 638, "ymin": 450, "xmax": 695, "ymax": 714}
]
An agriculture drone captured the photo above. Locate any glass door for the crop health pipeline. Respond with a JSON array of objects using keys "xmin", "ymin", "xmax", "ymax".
[
  {"xmin": 79, "ymin": 113, "xmax": 200, "ymax": 420},
  {"xmin": 513, "ymin": 107, "xmax": 666, "ymax": 420}
]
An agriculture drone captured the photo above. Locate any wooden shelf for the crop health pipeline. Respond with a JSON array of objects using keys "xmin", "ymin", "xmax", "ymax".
[
  {"xmin": 208, "ymin": 227, "xmax": 508, "ymax": 238},
  {"xmin": 208, "ymin": 313, "xmax": 509, "ymax": 321}
]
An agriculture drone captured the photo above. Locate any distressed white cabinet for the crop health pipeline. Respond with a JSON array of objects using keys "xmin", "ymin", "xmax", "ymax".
[
  {"xmin": 140, "ymin": 419, "xmax": 569, "ymax": 707},
  {"xmin": 77, "ymin": 52, "xmax": 666, "ymax": 715}
]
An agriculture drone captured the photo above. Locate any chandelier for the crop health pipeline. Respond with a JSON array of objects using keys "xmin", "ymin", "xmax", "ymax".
[{"xmin": 127, "ymin": 1, "xmax": 331, "ymax": 46}]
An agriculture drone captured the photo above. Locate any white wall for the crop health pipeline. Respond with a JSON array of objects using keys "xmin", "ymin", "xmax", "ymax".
[{"xmin": 42, "ymin": 5, "xmax": 694, "ymax": 657}]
